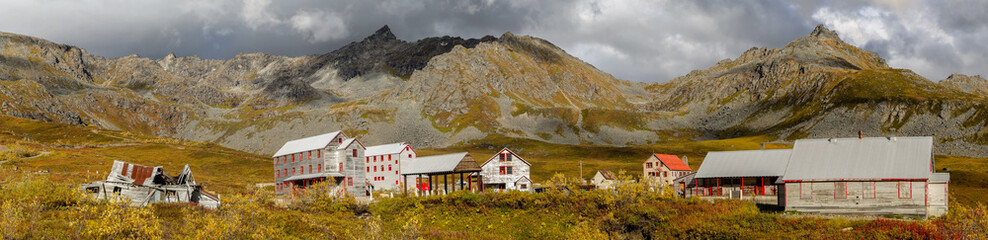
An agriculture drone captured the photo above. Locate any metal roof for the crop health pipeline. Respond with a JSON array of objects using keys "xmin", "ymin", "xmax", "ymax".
[
  {"xmin": 336, "ymin": 138, "xmax": 360, "ymax": 150},
  {"xmin": 930, "ymin": 173, "xmax": 950, "ymax": 183},
  {"xmin": 694, "ymin": 149, "xmax": 792, "ymax": 179},
  {"xmin": 596, "ymin": 170, "xmax": 616, "ymax": 180},
  {"xmin": 401, "ymin": 152, "xmax": 479, "ymax": 175},
  {"xmin": 652, "ymin": 154, "xmax": 692, "ymax": 171},
  {"xmin": 365, "ymin": 142, "xmax": 408, "ymax": 156},
  {"xmin": 480, "ymin": 148, "xmax": 532, "ymax": 167},
  {"xmin": 781, "ymin": 137, "xmax": 934, "ymax": 181},
  {"xmin": 273, "ymin": 131, "xmax": 343, "ymax": 157},
  {"xmin": 283, "ymin": 172, "xmax": 342, "ymax": 182}
]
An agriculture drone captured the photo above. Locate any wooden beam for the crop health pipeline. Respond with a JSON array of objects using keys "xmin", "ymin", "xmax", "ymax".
[{"xmin": 444, "ymin": 174, "xmax": 448, "ymax": 194}]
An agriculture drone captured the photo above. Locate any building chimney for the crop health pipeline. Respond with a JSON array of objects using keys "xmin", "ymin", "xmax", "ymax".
[
  {"xmin": 681, "ymin": 156, "xmax": 688, "ymax": 166},
  {"xmin": 760, "ymin": 143, "xmax": 765, "ymax": 150},
  {"xmin": 858, "ymin": 130, "xmax": 863, "ymax": 139}
]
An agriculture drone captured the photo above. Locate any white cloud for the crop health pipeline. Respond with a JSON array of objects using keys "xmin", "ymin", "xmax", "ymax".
[
  {"xmin": 290, "ymin": 10, "xmax": 349, "ymax": 43},
  {"xmin": 241, "ymin": 0, "xmax": 281, "ymax": 30}
]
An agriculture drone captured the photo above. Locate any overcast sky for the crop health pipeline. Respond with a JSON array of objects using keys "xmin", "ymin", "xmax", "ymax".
[{"xmin": 1, "ymin": 0, "xmax": 984, "ymax": 82}]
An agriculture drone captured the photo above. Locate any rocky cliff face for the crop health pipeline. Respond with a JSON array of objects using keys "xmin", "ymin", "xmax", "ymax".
[{"xmin": 1, "ymin": 25, "xmax": 987, "ymax": 156}]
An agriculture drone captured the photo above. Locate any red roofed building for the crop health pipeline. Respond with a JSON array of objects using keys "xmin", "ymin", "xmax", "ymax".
[{"xmin": 644, "ymin": 154, "xmax": 693, "ymax": 186}]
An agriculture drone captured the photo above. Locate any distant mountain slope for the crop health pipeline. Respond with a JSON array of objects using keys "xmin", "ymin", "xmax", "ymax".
[
  {"xmin": 645, "ymin": 25, "xmax": 988, "ymax": 156},
  {"xmin": 1, "ymin": 25, "xmax": 987, "ymax": 156}
]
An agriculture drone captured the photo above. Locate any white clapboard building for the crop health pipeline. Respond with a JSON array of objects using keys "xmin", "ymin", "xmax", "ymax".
[
  {"xmin": 364, "ymin": 142, "xmax": 416, "ymax": 191},
  {"xmin": 479, "ymin": 148, "xmax": 532, "ymax": 192},
  {"xmin": 272, "ymin": 131, "xmax": 369, "ymax": 197}
]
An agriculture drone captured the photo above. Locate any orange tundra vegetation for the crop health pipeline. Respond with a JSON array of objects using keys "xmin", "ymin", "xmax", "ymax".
[{"xmin": 1, "ymin": 170, "xmax": 986, "ymax": 239}]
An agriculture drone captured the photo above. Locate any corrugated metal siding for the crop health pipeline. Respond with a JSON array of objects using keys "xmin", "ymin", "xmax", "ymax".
[
  {"xmin": 694, "ymin": 149, "xmax": 792, "ymax": 179},
  {"xmin": 781, "ymin": 137, "xmax": 933, "ymax": 181}
]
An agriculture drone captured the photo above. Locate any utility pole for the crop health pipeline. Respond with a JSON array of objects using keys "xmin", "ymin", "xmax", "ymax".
[{"xmin": 579, "ymin": 160, "xmax": 583, "ymax": 183}]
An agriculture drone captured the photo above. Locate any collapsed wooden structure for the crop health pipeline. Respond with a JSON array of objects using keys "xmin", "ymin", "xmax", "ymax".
[{"xmin": 83, "ymin": 160, "xmax": 221, "ymax": 209}]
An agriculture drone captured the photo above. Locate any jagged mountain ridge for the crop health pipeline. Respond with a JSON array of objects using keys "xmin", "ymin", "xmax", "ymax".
[{"xmin": 1, "ymin": 25, "xmax": 987, "ymax": 156}]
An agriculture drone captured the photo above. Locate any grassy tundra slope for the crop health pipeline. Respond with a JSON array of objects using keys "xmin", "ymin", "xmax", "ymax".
[
  {"xmin": 0, "ymin": 115, "xmax": 271, "ymax": 194},
  {"xmin": 2, "ymin": 114, "xmax": 988, "ymax": 206}
]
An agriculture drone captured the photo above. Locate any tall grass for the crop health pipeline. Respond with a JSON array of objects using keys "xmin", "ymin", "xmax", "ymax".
[{"xmin": 1, "ymin": 168, "xmax": 987, "ymax": 239}]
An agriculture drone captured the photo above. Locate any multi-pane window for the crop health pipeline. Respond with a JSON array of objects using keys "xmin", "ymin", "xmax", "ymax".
[
  {"xmin": 862, "ymin": 182, "xmax": 876, "ymax": 199},
  {"xmin": 308, "ymin": 165, "xmax": 312, "ymax": 173},
  {"xmin": 499, "ymin": 153, "xmax": 505, "ymax": 162},
  {"xmin": 898, "ymin": 182, "xmax": 912, "ymax": 199},
  {"xmin": 506, "ymin": 153, "xmax": 512, "ymax": 161},
  {"xmin": 318, "ymin": 164, "xmax": 322, "ymax": 172},
  {"xmin": 317, "ymin": 150, "xmax": 321, "ymax": 158},
  {"xmin": 835, "ymin": 182, "xmax": 847, "ymax": 199},
  {"xmin": 520, "ymin": 184, "xmax": 527, "ymax": 189},
  {"xmin": 498, "ymin": 166, "xmax": 513, "ymax": 175},
  {"xmin": 352, "ymin": 149, "xmax": 357, "ymax": 157},
  {"xmin": 799, "ymin": 182, "xmax": 812, "ymax": 199},
  {"xmin": 277, "ymin": 170, "xmax": 280, "ymax": 177}
]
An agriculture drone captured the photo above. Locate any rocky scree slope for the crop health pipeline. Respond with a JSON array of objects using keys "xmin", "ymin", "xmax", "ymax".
[
  {"xmin": 646, "ymin": 24, "xmax": 988, "ymax": 156},
  {"xmin": 2, "ymin": 25, "xmax": 988, "ymax": 156}
]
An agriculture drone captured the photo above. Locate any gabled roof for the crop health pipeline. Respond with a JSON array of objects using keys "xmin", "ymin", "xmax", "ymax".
[
  {"xmin": 596, "ymin": 170, "xmax": 616, "ymax": 180},
  {"xmin": 366, "ymin": 142, "xmax": 411, "ymax": 156},
  {"xmin": 336, "ymin": 138, "xmax": 364, "ymax": 150},
  {"xmin": 694, "ymin": 149, "xmax": 792, "ymax": 179},
  {"xmin": 273, "ymin": 131, "xmax": 344, "ymax": 157},
  {"xmin": 515, "ymin": 176, "xmax": 532, "ymax": 183},
  {"xmin": 781, "ymin": 137, "xmax": 934, "ymax": 182},
  {"xmin": 401, "ymin": 152, "xmax": 481, "ymax": 175},
  {"xmin": 651, "ymin": 154, "xmax": 692, "ymax": 171},
  {"xmin": 480, "ymin": 148, "xmax": 532, "ymax": 167}
]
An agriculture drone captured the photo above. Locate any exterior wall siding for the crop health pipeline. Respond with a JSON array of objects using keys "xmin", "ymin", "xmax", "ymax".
[
  {"xmin": 366, "ymin": 149, "xmax": 416, "ymax": 191},
  {"xmin": 343, "ymin": 144, "xmax": 367, "ymax": 197},
  {"xmin": 274, "ymin": 134, "xmax": 346, "ymax": 196},
  {"xmin": 784, "ymin": 181, "xmax": 929, "ymax": 216}
]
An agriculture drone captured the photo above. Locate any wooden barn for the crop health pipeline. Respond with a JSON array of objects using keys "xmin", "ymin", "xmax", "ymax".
[
  {"xmin": 83, "ymin": 160, "xmax": 221, "ymax": 209},
  {"xmin": 781, "ymin": 137, "xmax": 949, "ymax": 217},
  {"xmin": 479, "ymin": 148, "xmax": 532, "ymax": 192},
  {"xmin": 643, "ymin": 154, "xmax": 693, "ymax": 186},
  {"xmin": 272, "ymin": 131, "xmax": 369, "ymax": 197},
  {"xmin": 689, "ymin": 149, "xmax": 791, "ymax": 205},
  {"xmin": 364, "ymin": 142, "xmax": 416, "ymax": 191}
]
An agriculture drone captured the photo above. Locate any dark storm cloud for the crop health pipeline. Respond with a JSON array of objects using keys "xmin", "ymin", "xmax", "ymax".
[{"xmin": 0, "ymin": 0, "xmax": 984, "ymax": 82}]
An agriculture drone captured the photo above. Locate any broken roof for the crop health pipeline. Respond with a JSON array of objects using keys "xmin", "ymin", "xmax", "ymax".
[
  {"xmin": 651, "ymin": 154, "xmax": 692, "ymax": 171},
  {"xmin": 365, "ymin": 142, "xmax": 409, "ymax": 156},
  {"xmin": 401, "ymin": 152, "xmax": 481, "ymax": 175},
  {"xmin": 781, "ymin": 137, "xmax": 934, "ymax": 182},
  {"xmin": 106, "ymin": 160, "xmax": 163, "ymax": 186},
  {"xmin": 694, "ymin": 149, "xmax": 792, "ymax": 179},
  {"xmin": 273, "ymin": 131, "xmax": 344, "ymax": 157}
]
